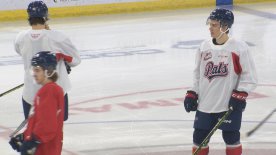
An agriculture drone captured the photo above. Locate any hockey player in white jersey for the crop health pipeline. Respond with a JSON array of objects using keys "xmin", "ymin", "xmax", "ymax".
[
  {"xmin": 15, "ymin": 1, "xmax": 81, "ymax": 121},
  {"xmin": 184, "ymin": 8, "xmax": 257, "ymax": 155}
]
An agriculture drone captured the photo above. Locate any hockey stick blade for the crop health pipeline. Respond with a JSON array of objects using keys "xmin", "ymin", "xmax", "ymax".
[
  {"xmin": 0, "ymin": 83, "xmax": 24, "ymax": 97},
  {"xmin": 242, "ymin": 108, "xmax": 276, "ymax": 138}
]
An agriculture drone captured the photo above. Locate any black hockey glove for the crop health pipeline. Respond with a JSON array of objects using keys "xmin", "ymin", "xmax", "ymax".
[
  {"xmin": 184, "ymin": 90, "xmax": 198, "ymax": 112},
  {"xmin": 9, "ymin": 133, "xmax": 24, "ymax": 152},
  {"xmin": 65, "ymin": 62, "xmax": 71, "ymax": 74},
  {"xmin": 229, "ymin": 90, "xmax": 248, "ymax": 112},
  {"xmin": 20, "ymin": 137, "xmax": 40, "ymax": 155}
]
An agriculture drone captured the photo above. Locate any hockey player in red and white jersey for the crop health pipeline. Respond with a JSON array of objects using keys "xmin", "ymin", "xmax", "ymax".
[
  {"xmin": 9, "ymin": 51, "xmax": 64, "ymax": 155},
  {"xmin": 184, "ymin": 8, "xmax": 257, "ymax": 155},
  {"xmin": 15, "ymin": 1, "xmax": 81, "ymax": 121}
]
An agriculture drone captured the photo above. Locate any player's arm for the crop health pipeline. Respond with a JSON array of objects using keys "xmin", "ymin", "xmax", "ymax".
[
  {"xmin": 14, "ymin": 32, "xmax": 24, "ymax": 56},
  {"xmin": 56, "ymin": 37, "xmax": 81, "ymax": 67},
  {"xmin": 184, "ymin": 48, "xmax": 201, "ymax": 112},
  {"xmin": 236, "ymin": 44, "xmax": 258, "ymax": 93},
  {"xmin": 192, "ymin": 48, "xmax": 202, "ymax": 93},
  {"xmin": 229, "ymin": 44, "xmax": 258, "ymax": 111}
]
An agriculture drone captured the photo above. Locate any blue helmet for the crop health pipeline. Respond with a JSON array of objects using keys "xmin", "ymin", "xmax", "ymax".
[
  {"xmin": 208, "ymin": 8, "xmax": 234, "ymax": 28},
  {"xmin": 31, "ymin": 51, "xmax": 57, "ymax": 70},
  {"xmin": 27, "ymin": 1, "xmax": 48, "ymax": 18}
]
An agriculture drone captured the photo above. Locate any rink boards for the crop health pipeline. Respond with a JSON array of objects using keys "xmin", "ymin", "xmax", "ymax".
[{"xmin": 1, "ymin": 0, "xmax": 276, "ymax": 22}]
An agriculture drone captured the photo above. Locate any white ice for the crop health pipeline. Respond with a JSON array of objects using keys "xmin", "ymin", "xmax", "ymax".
[{"xmin": 0, "ymin": 2, "xmax": 276, "ymax": 155}]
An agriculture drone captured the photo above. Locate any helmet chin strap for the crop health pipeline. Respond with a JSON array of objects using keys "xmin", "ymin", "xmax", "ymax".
[
  {"xmin": 42, "ymin": 70, "xmax": 56, "ymax": 83},
  {"xmin": 216, "ymin": 27, "xmax": 229, "ymax": 40},
  {"xmin": 44, "ymin": 70, "xmax": 56, "ymax": 78},
  {"xmin": 43, "ymin": 70, "xmax": 56, "ymax": 82}
]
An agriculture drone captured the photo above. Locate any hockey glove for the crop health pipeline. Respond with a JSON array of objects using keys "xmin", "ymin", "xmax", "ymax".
[
  {"xmin": 56, "ymin": 53, "xmax": 73, "ymax": 63},
  {"xmin": 65, "ymin": 62, "xmax": 71, "ymax": 74},
  {"xmin": 20, "ymin": 138, "xmax": 40, "ymax": 155},
  {"xmin": 184, "ymin": 90, "xmax": 198, "ymax": 112},
  {"xmin": 229, "ymin": 90, "xmax": 248, "ymax": 112},
  {"xmin": 9, "ymin": 133, "xmax": 24, "ymax": 152}
]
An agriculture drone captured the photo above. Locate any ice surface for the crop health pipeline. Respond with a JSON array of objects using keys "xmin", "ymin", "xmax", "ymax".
[{"xmin": 0, "ymin": 2, "xmax": 275, "ymax": 155}]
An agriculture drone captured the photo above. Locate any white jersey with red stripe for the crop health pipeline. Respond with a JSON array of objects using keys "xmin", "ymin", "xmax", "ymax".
[
  {"xmin": 15, "ymin": 29, "xmax": 81, "ymax": 105},
  {"xmin": 192, "ymin": 37, "xmax": 257, "ymax": 113}
]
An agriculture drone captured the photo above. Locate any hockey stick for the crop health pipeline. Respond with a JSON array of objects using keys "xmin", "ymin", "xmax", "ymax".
[
  {"xmin": 193, "ymin": 108, "xmax": 233, "ymax": 155},
  {"xmin": 0, "ymin": 83, "xmax": 24, "ymax": 97},
  {"xmin": 9, "ymin": 119, "xmax": 28, "ymax": 138},
  {"xmin": 242, "ymin": 108, "xmax": 276, "ymax": 138}
]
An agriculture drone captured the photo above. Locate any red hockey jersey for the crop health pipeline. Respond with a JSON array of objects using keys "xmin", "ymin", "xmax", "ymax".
[{"xmin": 24, "ymin": 82, "xmax": 64, "ymax": 155}]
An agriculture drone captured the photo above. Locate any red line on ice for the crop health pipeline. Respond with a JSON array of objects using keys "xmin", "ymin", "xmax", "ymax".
[{"xmin": 70, "ymin": 87, "xmax": 190, "ymax": 107}]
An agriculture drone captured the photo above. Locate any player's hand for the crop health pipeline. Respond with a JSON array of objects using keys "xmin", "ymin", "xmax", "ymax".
[
  {"xmin": 9, "ymin": 133, "xmax": 24, "ymax": 152},
  {"xmin": 45, "ymin": 24, "xmax": 50, "ymax": 30},
  {"xmin": 184, "ymin": 90, "xmax": 198, "ymax": 112},
  {"xmin": 20, "ymin": 138, "xmax": 40, "ymax": 155},
  {"xmin": 229, "ymin": 90, "xmax": 248, "ymax": 112},
  {"xmin": 56, "ymin": 53, "xmax": 73, "ymax": 63}
]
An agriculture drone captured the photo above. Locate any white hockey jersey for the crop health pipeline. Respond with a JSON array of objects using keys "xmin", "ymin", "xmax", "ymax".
[
  {"xmin": 15, "ymin": 29, "xmax": 81, "ymax": 105},
  {"xmin": 192, "ymin": 38, "xmax": 257, "ymax": 113}
]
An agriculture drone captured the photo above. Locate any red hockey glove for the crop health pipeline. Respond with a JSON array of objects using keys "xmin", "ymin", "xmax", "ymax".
[
  {"xmin": 229, "ymin": 90, "xmax": 248, "ymax": 112},
  {"xmin": 184, "ymin": 90, "xmax": 198, "ymax": 112},
  {"xmin": 56, "ymin": 53, "xmax": 72, "ymax": 63}
]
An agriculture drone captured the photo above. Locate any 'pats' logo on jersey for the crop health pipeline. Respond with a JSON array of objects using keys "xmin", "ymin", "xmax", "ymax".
[{"xmin": 204, "ymin": 61, "xmax": 228, "ymax": 81}]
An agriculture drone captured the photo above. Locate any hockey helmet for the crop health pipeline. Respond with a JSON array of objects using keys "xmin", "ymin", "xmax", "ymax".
[
  {"xmin": 31, "ymin": 51, "xmax": 57, "ymax": 71},
  {"xmin": 207, "ymin": 8, "xmax": 234, "ymax": 28},
  {"xmin": 27, "ymin": 1, "xmax": 48, "ymax": 18}
]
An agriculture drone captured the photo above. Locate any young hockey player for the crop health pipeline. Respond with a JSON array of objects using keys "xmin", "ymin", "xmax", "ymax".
[
  {"xmin": 184, "ymin": 8, "xmax": 257, "ymax": 155},
  {"xmin": 9, "ymin": 51, "xmax": 64, "ymax": 155},
  {"xmin": 15, "ymin": 1, "xmax": 81, "ymax": 121}
]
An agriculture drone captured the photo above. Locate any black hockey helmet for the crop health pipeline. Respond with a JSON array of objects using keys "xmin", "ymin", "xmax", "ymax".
[
  {"xmin": 31, "ymin": 51, "xmax": 57, "ymax": 71},
  {"xmin": 27, "ymin": 1, "xmax": 48, "ymax": 18},
  {"xmin": 207, "ymin": 8, "xmax": 234, "ymax": 28}
]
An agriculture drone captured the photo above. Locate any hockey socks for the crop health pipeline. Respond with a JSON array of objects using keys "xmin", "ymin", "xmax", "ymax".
[
  {"xmin": 226, "ymin": 144, "xmax": 242, "ymax": 155},
  {"xmin": 192, "ymin": 146, "xmax": 209, "ymax": 155}
]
